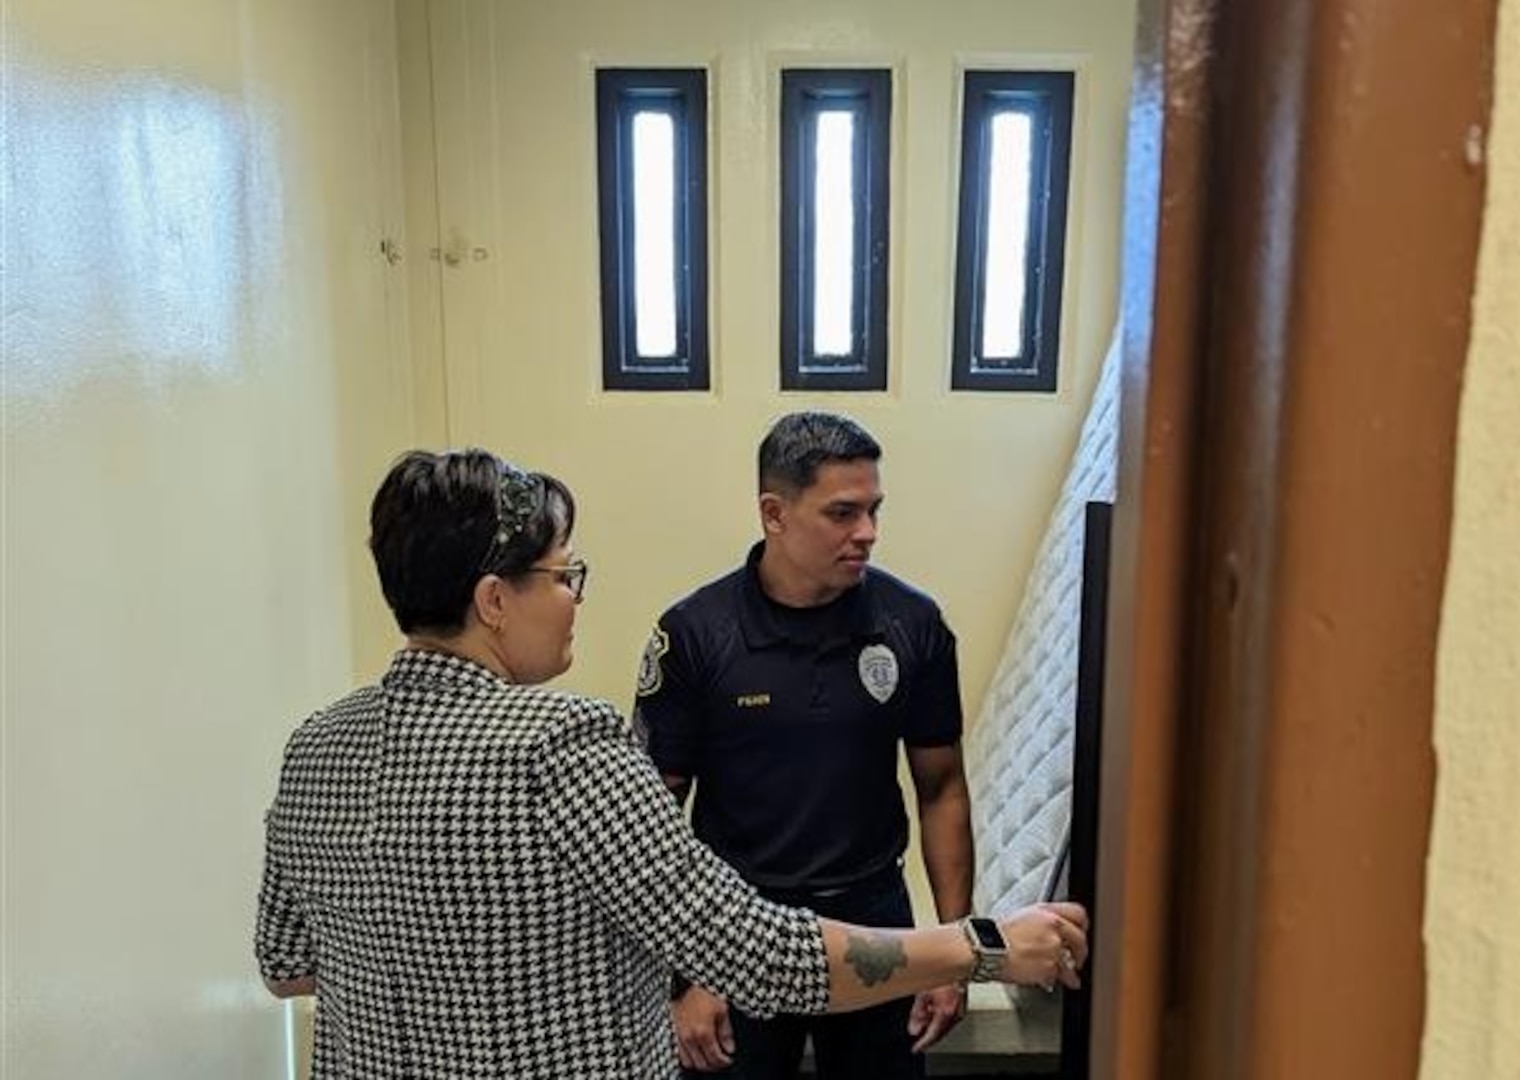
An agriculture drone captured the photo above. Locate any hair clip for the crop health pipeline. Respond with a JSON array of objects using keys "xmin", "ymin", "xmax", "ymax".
[{"xmin": 492, "ymin": 465, "xmax": 543, "ymax": 546}]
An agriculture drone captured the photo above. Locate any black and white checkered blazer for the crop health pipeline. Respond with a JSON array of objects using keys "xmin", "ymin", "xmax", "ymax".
[{"xmin": 257, "ymin": 649, "xmax": 828, "ymax": 1078}]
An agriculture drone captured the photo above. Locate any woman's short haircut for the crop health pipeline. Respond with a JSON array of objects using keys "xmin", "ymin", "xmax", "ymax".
[
  {"xmin": 757, "ymin": 411, "xmax": 882, "ymax": 496},
  {"xmin": 369, "ymin": 449, "xmax": 575, "ymax": 635}
]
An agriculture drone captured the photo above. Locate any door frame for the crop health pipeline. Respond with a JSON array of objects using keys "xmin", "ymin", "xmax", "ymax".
[{"xmin": 1093, "ymin": 0, "xmax": 1496, "ymax": 1076}]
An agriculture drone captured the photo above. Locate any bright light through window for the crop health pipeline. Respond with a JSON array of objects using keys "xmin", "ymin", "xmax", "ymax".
[
  {"xmin": 632, "ymin": 111, "xmax": 677, "ymax": 358},
  {"xmin": 980, "ymin": 111, "xmax": 1033, "ymax": 360},
  {"xmin": 597, "ymin": 69, "xmax": 708, "ymax": 389},
  {"xmin": 812, "ymin": 110, "xmax": 855, "ymax": 358}
]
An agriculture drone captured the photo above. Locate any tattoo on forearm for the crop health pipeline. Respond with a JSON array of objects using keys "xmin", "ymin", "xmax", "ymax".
[{"xmin": 844, "ymin": 932, "xmax": 908, "ymax": 987}]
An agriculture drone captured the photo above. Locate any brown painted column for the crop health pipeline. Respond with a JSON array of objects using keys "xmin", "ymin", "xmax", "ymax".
[
  {"xmin": 1096, "ymin": 0, "xmax": 1495, "ymax": 1077},
  {"xmin": 1092, "ymin": 0, "xmax": 1219, "ymax": 1075}
]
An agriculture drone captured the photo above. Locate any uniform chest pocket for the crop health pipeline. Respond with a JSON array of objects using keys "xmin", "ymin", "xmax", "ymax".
[{"xmin": 799, "ymin": 641, "xmax": 909, "ymax": 727}]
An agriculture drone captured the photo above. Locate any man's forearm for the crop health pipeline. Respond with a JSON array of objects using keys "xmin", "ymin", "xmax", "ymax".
[
  {"xmin": 661, "ymin": 772, "xmax": 693, "ymax": 807},
  {"xmin": 919, "ymin": 784, "xmax": 974, "ymax": 920}
]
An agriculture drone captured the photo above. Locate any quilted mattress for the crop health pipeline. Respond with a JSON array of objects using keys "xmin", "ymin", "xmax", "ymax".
[{"xmin": 964, "ymin": 325, "xmax": 1120, "ymax": 1006}]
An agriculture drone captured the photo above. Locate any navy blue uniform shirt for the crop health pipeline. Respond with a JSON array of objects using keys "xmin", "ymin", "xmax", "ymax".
[{"xmin": 634, "ymin": 544, "xmax": 963, "ymax": 891}]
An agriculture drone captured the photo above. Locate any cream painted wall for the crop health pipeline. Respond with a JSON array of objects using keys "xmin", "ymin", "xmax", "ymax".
[
  {"xmin": 405, "ymin": 0, "xmax": 1134, "ymax": 712},
  {"xmin": 1, "ymin": 0, "xmax": 413, "ymax": 1075},
  {"xmin": 1421, "ymin": 0, "xmax": 1520, "ymax": 1075},
  {"xmin": 398, "ymin": 0, "xmax": 1135, "ymax": 924}
]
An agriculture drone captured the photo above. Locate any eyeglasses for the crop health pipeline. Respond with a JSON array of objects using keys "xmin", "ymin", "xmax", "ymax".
[{"xmin": 521, "ymin": 558, "xmax": 590, "ymax": 601}]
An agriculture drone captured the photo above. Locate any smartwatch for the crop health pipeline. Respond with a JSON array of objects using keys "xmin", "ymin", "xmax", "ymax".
[{"xmin": 959, "ymin": 916, "xmax": 1008, "ymax": 982}]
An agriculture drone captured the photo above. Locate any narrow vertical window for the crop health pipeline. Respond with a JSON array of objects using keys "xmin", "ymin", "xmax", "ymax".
[
  {"xmin": 952, "ymin": 71, "xmax": 1073, "ymax": 392},
  {"xmin": 780, "ymin": 69, "xmax": 891, "ymax": 391},
  {"xmin": 980, "ymin": 112, "xmax": 1033, "ymax": 360},
  {"xmin": 596, "ymin": 69, "xmax": 708, "ymax": 391},
  {"xmin": 812, "ymin": 111, "xmax": 856, "ymax": 358},
  {"xmin": 631, "ymin": 112, "xmax": 677, "ymax": 359}
]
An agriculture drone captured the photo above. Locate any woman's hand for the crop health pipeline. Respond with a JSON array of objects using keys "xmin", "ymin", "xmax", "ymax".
[{"xmin": 995, "ymin": 901, "xmax": 1089, "ymax": 990}]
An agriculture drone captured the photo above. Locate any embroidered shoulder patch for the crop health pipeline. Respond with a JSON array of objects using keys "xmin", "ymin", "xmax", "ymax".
[{"xmin": 636, "ymin": 626, "xmax": 671, "ymax": 697}]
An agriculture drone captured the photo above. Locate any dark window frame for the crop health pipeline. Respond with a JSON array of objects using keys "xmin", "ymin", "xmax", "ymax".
[
  {"xmin": 951, "ymin": 70, "xmax": 1074, "ymax": 393},
  {"xmin": 779, "ymin": 68, "xmax": 892, "ymax": 392},
  {"xmin": 595, "ymin": 68, "xmax": 709, "ymax": 391}
]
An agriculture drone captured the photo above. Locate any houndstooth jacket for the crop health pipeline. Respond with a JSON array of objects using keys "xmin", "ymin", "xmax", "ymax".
[{"xmin": 256, "ymin": 649, "xmax": 829, "ymax": 1079}]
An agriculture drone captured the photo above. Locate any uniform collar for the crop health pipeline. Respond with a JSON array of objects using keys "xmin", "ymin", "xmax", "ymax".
[{"xmin": 737, "ymin": 541, "xmax": 884, "ymax": 648}]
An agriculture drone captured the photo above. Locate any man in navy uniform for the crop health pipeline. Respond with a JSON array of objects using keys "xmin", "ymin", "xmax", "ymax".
[{"xmin": 634, "ymin": 411, "xmax": 973, "ymax": 1079}]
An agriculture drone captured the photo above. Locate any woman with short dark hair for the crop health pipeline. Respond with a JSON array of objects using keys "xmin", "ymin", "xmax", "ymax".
[{"xmin": 255, "ymin": 448, "xmax": 1087, "ymax": 1079}]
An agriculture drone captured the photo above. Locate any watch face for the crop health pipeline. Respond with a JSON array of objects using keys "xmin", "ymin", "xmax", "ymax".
[{"xmin": 969, "ymin": 917, "xmax": 1006, "ymax": 951}]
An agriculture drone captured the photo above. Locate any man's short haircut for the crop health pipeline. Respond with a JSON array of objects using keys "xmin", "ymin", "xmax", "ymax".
[{"xmin": 757, "ymin": 411, "xmax": 882, "ymax": 496}]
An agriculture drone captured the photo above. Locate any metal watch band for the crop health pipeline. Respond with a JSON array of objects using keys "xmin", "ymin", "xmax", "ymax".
[{"xmin": 960, "ymin": 916, "xmax": 1007, "ymax": 983}]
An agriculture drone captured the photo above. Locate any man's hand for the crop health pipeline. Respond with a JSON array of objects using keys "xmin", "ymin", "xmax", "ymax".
[
  {"xmin": 671, "ymin": 984, "xmax": 734, "ymax": 1072},
  {"xmin": 907, "ymin": 982, "xmax": 967, "ymax": 1053}
]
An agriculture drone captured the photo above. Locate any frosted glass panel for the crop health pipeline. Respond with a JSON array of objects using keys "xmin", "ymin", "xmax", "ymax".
[
  {"xmin": 981, "ymin": 111, "xmax": 1033, "ymax": 360},
  {"xmin": 632, "ymin": 111, "xmax": 677, "ymax": 358},
  {"xmin": 812, "ymin": 110, "xmax": 855, "ymax": 358}
]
